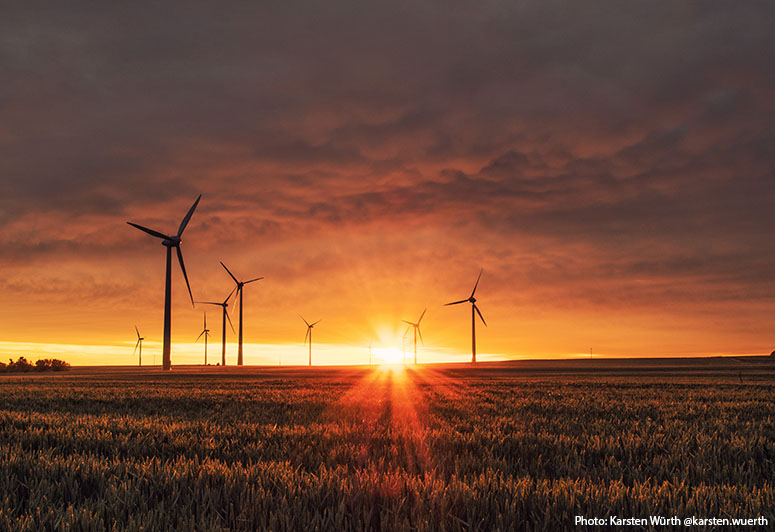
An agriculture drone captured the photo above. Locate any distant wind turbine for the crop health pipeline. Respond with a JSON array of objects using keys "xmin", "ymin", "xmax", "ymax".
[
  {"xmin": 220, "ymin": 262, "xmax": 263, "ymax": 366},
  {"xmin": 445, "ymin": 269, "xmax": 486, "ymax": 363},
  {"xmin": 300, "ymin": 315, "xmax": 321, "ymax": 366},
  {"xmin": 198, "ymin": 290, "xmax": 236, "ymax": 366},
  {"xmin": 402, "ymin": 308, "xmax": 427, "ymax": 365},
  {"xmin": 127, "ymin": 194, "xmax": 201, "ymax": 371},
  {"xmin": 195, "ymin": 312, "xmax": 211, "ymax": 365},
  {"xmin": 134, "ymin": 326, "xmax": 144, "ymax": 366}
]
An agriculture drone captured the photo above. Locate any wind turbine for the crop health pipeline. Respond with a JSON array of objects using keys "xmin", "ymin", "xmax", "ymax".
[
  {"xmin": 220, "ymin": 262, "xmax": 263, "ymax": 366},
  {"xmin": 445, "ymin": 269, "xmax": 486, "ymax": 363},
  {"xmin": 195, "ymin": 312, "xmax": 211, "ymax": 365},
  {"xmin": 198, "ymin": 290, "xmax": 236, "ymax": 366},
  {"xmin": 127, "ymin": 195, "xmax": 201, "ymax": 371},
  {"xmin": 134, "ymin": 326, "xmax": 144, "ymax": 366},
  {"xmin": 402, "ymin": 308, "xmax": 427, "ymax": 365},
  {"xmin": 300, "ymin": 316, "xmax": 321, "ymax": 366}
]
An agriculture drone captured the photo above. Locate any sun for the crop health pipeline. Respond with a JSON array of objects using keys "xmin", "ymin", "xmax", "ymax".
[{"xmin": 375, "ymin": 346, "xmax": 404, "ymax": 365}]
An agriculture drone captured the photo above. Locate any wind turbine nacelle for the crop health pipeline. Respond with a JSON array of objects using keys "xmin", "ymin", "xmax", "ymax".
[
  {"xmin": 470, "ymin": 297, "xmax": 476, "ymax": 303},
  {"xmin": 162, "ymin": 237, "xmax": 181, "ymax": 247}
]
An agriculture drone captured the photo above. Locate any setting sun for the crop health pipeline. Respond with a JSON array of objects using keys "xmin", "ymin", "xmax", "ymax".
[{"xmin": 374, "ymin": 346, "xmax": 404, "ymax": 365}]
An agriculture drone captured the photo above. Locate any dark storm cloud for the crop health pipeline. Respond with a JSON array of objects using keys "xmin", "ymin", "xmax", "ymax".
[{"xmin": 1, "ymin": 1, "xmax": 774, "ymax": 308}]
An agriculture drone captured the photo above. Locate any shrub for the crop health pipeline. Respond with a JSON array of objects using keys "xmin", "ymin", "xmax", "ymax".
[
  {"xmin": 49, "ymin": 358, "xmax": 70, "ymax": 371},
  {"xmin": 35, "ymin": 358, "xmax": 70, "ymax": 371},
  {"xmin": 8, "ymin": 357, "xmax": 34, "ymax": 373}
]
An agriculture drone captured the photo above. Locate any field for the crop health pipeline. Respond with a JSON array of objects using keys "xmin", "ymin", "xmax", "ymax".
[{"xmin": 0, "ymin": 357, "xmax": 773, "ymax": 531}]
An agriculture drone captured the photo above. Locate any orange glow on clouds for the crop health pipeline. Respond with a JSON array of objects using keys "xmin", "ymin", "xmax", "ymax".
[{"xmin": 2, "ymin": 4, "xmax": 774, "ymax": 364}]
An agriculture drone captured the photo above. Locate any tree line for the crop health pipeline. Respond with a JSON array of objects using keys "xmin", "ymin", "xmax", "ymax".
[{"xmin": 0, "ymin": 357, "xmax": 70, "ymax": 373}]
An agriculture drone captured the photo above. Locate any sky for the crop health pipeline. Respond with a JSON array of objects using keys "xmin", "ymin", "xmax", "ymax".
[{"xmin": 1, "ymin": 1, "xmax": 774, "ymax": 365}]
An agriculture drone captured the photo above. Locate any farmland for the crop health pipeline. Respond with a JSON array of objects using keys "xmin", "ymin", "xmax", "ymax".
[{"xmin": 0, "ymin": 358, "xmax": 773, "ymax": 531}]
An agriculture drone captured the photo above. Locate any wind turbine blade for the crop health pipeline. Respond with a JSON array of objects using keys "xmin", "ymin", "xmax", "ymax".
[
  {"xmin": 304, "ymin": 328, "xmax": 310, "ymax": 345},
  {"xmin": 196, "ymin": 301, "xmax": 222, "ymax": 306},
  {"xmin": 203, "ymin": 313, "xmax": 207, "ymax": 329},
  {"xmin": 177, "ymin": 194, "xmax": 202, "ymax": 237},
  {"xmin": 133, "ymin": 339, "xmax": 140, "ymax": 355},
  {"xmin": 195, "ymin": 330, "xmax": 205, "ymax": 341},
  {"xmin": 445, "ymin": 299, "xmax": 468, "ymax": 306},
  {"xmin": 220, "ymin": 261, "xmax": 239, "ymax": 284},
  {"xmin": 418, "ymin": 327, "xmax": 424, "ymax": 346},
  {"xmin": 418, "ymin": 308, "xmax": 427, "ymax": 324},
  {"xmin": 474, "ymin": 304, "xmax": 487, "ymax": 327},
  {"xmin": 176, "ymin": 246, "xmax": 194, "ymax": 306},
  {"xmin": 127, "ymin": 222, "xmax": 170, "ymax": 240},
  {"xmin": 225, "ymin": 309, "xmax": 236, "ymax": 333},
  {"xmin": 402, "ymin": 320, "xmax": 414, "ymax": 326},
  {"xmin": 403, "ymin": 326, "xmax": 411, "ymax": 338},
  {"xmin": 244, "ymin": 276, "xmax": 264, "ymax": 284},
  {"xmin": 224, "ymin": 286, "xmax": 237, "ymax": 305},
  {"xmin": 470, "ymin": 269, "xmax": 483, "ymax": 299},
  {"xmin": 135, "ymin": 325, "xmax": 140, "ymax": 339},
  {"xmin": 299, "ymin": 315, "xmax": 310, "ymax": 327},
  {"xmin": 311, "ymin": 319, "xmax": 322, "ymax": 326}
]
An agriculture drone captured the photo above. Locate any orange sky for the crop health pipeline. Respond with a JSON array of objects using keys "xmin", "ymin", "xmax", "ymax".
[{"xmin": 1, "ymin": 2, "xmax": 774, "ymax": 365}]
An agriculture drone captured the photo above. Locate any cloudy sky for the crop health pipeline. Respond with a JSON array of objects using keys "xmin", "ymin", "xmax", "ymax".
[{"xmin": 1, "ymin": 1, "xmax": 774, "ymax": 364}]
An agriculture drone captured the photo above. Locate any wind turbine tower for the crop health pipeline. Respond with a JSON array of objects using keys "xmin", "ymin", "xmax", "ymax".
[
  {"xmin": 445, "ymin": 269, "xmax": 487, "ymax": 363},
  {"xmin": 127, "ymin": 195, "xmax": 201, "ymax": 370},
  {"xmin": 300, "ymin": 316, "xmax": 321, "ymax": 366},
  {"xmin": 195, "ymin": 312, "xmax": 211, "ymax": 365},
  {"xmin": 198, "ymin": 290, "xmax": 235, "ymax": 366},
  {"xmin": 220, "ymin": 262, "xmax": 263, "ymax": 366},
  {"xmin": 402, "ymin": 308, "xmax": 427, "ymax": 365},
  {"xmin": 134, "ymin": 326, "xmax": 144, "ymax": 366}
]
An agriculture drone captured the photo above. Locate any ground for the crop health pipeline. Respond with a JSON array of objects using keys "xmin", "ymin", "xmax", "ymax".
[{"xmin": 0, "ymin": 357, "xmax": 773, "ymax": 531}]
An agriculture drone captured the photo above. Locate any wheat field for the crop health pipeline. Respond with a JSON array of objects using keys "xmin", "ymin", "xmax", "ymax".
[{"xmin": 0, "ymin": 359, "xmax": 773, "ymax": 531}]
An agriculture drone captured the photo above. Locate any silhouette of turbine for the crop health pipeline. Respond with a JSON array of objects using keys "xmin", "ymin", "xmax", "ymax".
[
  {"xmin": 220, "ymin": 262, "xmax": 263, "ymax": 366},
  {"xmin": 127, "ymin": 195, "xmax": 201, "ymax": 371},
  {"xmin": 300, "ymin": 315, "xmax": 321, "ymax": 366},
  {"xmin": 445, "ymin": 269, "xmax": 486, "ymax": 363},
  {"xmin": 198, "ymin": 290, "xmax": 236, "ymax": 366},
  {"xmin": 402, "ymin": 308, "xmax": 427, "ymax": 365},
  {"xmin": 134, "ymin": 326, "xmax": 144, "ymax": 367},
  {"xmin": 195, "ymin": 312, "xmax": 211, "ymax": 365}
]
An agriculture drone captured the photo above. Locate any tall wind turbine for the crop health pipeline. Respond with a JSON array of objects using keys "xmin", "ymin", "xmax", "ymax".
[
  {"xmin": 127, "ymin": 195, "xmax": 201, "ymax": 371},
  {"xmin": 195, "ymin": 312, "xmax": 211, "ymax": 365},
  {"xmin": 198, "ymin": 290, "xmax": 236, "ymax": 366},
  {"xmin": 402, "ymin": 308, "xmax": 427, "ymax": 365},
  {"xmin": 220, "ymin": 262, "xmax": 263, "ymax": 366},
  {"xmin": 445, "ymin": 269, "xmax": 486, "ymax": 363},
  {"xmin": 134, "ymin": 326, "xmax": 144, "ymax": 366},
  {"xmin": 300, "ymin": 316, "xmax": 321, "ymax": 366}
]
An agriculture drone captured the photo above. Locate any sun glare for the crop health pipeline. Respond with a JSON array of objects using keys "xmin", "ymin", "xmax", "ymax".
[{"xmin": 375, "ymin": 346, "xmax": 404, "ymax": 365}]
